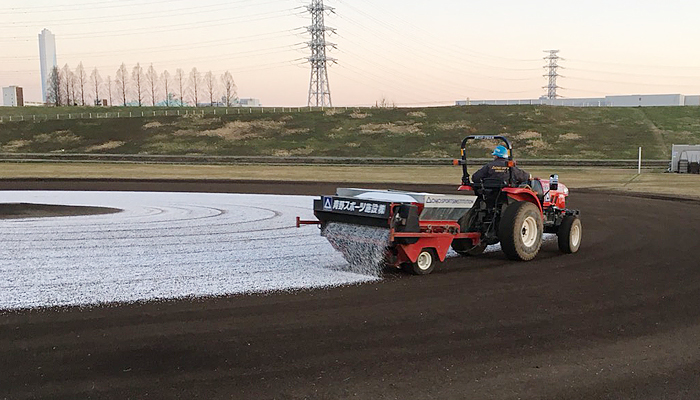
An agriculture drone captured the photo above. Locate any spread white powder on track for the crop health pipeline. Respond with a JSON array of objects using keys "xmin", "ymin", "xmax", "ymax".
[{"xmin": 0, "ymin": 191, "xmax": 378, "ymax": 310}]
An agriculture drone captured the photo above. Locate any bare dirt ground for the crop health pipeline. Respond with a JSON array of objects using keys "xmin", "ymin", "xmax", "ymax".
[
  {"xmin": 0, "ymin": 203, "xmax": 119, "ymax": 220},
  {"xmin": 2, "ymin": 179, "xmax": 700, "ymax": 400}
]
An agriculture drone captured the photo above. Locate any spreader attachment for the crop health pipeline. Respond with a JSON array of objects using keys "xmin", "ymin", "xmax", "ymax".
[{"xmin": 298, "ymin": 188, "xmax": 479, "ymax": 275}]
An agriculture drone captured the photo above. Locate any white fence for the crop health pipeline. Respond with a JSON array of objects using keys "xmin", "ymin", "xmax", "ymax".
[{"xmin": 0, "ymin": 106, "xmax": 353, "ymax": 123}]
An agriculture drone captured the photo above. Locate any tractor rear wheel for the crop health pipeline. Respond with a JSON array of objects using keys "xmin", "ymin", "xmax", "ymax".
[
  {"xmin": 498, "ymin": 201, "xmax": 543, "ymax": 261},
  {"xmin": 557, "ymin": 215, "xmax": 582, "ymax": 253},
  {"xmin": 406, "ymin": 248, "xmax": 438, "ymax": 275}
]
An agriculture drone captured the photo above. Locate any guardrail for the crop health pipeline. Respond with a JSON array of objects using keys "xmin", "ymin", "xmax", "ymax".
[{"xmin": 0, "ymin": 153, "xmax": 670, "ymax": 168}]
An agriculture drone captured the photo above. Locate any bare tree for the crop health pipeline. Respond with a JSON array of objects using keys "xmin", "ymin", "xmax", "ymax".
[
  {"xmin": 175, "ymin": 68, "xmax": 185, "ymax": 106},
  {"xmin": 145, "ymin": 64, "xmax": 158, "ymax": 106},
  {"xmin": 47, "ymin": 66, "xmax": 62, "ymax": 106},
  {"xmin": 61, "ymin": 64, "xmax": 73, "ymax": 106},
  {"xmin": 221, "ymin": 71, "xmax": 237, "ymax": 107},
  {"xmin": 106, "ymin": 75, "xmax": 113, "ymax": 106},
  {"xmin": 71, "ymin": 76, "xmax": 78, "ymax": 105},
  {"xmin": 90, "ymin": 67, "xmax": 102, "ymax": 106},
  {"xmin": 161, "ymin": 70, "xmax": 171, "ymax": 107},
  {"xmin": 189, "ymin": 67, "xmax": 200, "ymax": 107},
  {"xmin": 132, "ymin": 63, "xmax": 144, "ymax": 107},
  {"xmin": 115, "ymin": 63, "xmax": 129, "ymax": 106},
  {"xmin": 61, "ymin": 64, "xmax": 69, "ymax": 105},
  {"xmin": 75, "ymin": 62, "xmax": 87, "ymax": 106},
  {"xmin": 204, "ymin": 70, "xmax": 216, "ymax": 106}
]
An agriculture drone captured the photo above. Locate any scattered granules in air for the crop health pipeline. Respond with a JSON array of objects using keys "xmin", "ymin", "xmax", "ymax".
[{"xmin": 321, "ymin": 222, "xmax": 390, "ymax": 277}]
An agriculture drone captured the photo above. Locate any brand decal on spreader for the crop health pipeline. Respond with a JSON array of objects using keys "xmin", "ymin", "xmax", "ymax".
[
  {"xmin": 332, "ymin": 200, "xmax": 387, "ymax": 215},
  {"xmin": 323, "ymin": 196, "xmax": 333, "ymax": 210},
  {"xmin": 423, "ymin": 195, "xmax": 476, "ymax": 208}
]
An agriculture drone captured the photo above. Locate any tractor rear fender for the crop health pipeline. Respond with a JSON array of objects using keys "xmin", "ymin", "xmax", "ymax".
[
  {"xmin": 502, "ymin": 188, "xmax": 543, "ymax": 215},
  {"xmin": 396, "ymin": 236, "xmax": 453, "ymax": 264}
]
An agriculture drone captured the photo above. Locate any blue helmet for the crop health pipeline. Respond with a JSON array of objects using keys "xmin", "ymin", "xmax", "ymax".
[{"xmin": 492, "ymin": 145, "xmax": 509, "ymax": 159}]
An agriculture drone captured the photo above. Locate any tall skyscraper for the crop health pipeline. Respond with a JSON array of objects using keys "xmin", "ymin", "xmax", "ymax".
[{"xmin": 38, "ymin": 29, "xmax": 57, "ymax": 103}]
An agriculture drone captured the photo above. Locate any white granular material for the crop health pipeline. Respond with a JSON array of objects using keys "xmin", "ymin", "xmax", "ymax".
[
  {"xmin": 0, "ymin": 191, "xmax": 379, "ymax": 310},
  {"xmin": 321, "ymin": 222, "xmax": 390, "ymax": 277}
]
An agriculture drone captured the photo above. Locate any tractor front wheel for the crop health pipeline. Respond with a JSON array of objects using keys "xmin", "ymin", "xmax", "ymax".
[
  {"xmin": 557, "ymin": 215, "xmax": 582, "ymax": 253},
  {"xmin": 499, "ymin": 201, "xmax": 543, "ymax": 261}
]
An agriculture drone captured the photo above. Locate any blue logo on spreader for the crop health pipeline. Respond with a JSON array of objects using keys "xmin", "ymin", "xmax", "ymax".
[{"xmin": 323, "ymin": 196, "xmax": 333, "ymax": 210}]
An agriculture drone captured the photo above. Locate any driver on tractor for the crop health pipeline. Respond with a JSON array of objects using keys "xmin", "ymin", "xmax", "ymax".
[{"xmin": 471, "ymin": 145, "xmax": 531, "ymax": 186}]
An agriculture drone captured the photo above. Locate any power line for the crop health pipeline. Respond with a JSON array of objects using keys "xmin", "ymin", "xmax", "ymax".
[
  {"xmin": 2, "ymin": 0, "xmax": 289, "ymax": 27},
  {"xmin": 335, "ymin": 44, "xmax": 535, "ymax": 98},
  {"xmin": 566, "ymin": 57, "xmax": 700, "ymax": 70},
  {"xmin": 0, "ymin": 29, "xmax": 304, "ymax": 61},
  {"xmin": 0, "ymin": 8, "xmax": 296, "ymax": 42},
  {"xmin": 565, "ymin": 75, "xmax": 700, "ymax": 89},
  {"xmin": 565, "ymin": 66, "xmax": 700, "ymax": 80},
  {"xmin": 0, "ymin": 0, "xmax": 178, "ymax": 13},
  {"xmin": 335, "ymin": 32, "xmax": 539, "ymax": 89},
  {"xmin": 332, "ymin": 10, "xmax": 541, "ymax": 78},
  {"xmin": 336, "ymin": 0, "xmax": 542, "ymax": 67}
]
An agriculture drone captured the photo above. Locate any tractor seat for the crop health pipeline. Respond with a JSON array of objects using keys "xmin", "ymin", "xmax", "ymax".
[
  {"xmin": 476, "ymin": 178, "xmax": 508, "ymax": 190},
  {"xmin": 472, "ymin": 178, "xmax": 508, "ymax": 197}
]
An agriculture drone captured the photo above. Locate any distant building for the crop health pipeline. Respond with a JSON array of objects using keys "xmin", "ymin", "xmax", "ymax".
[
  {"xmin": 456, "ymin": 97, "xmax": 607, "ymax": 107},
  {"xmin": 606, "ymin": 94, "xmax": 685, "ymax": 107},
  {"xmin": 456, "ymin": 94, "xmax": 700, "ymax": 108},
  {"xmin": 685, "ymin": 95, "xmax": 700, "ymax": 106},
  {"xmin": 38, "ymin": 28, "xmax": 57, "ymax": 104},
  {"xmin": 155, "ymin": 93, "xmax": 186, "ymax": 107},
  {"xmin": 2, "ymin": 86, "xmax": 24, "ymax": 107},
  {"xmin": 238, "ymin": 98, "xmax": 261, "ymax": 107}
]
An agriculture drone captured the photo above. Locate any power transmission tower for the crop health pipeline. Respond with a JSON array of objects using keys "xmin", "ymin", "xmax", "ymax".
[
  {"xmin": 306, "ymin": 0, "xmax": 336, "ymax": 107},
  {"xmin": 543, "ymin": 50, "xmax": 563, "ymax": 99}
]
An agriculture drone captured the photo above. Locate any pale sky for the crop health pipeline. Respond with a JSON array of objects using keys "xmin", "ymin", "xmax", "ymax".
[{"xmin": 2, "ymin": 0, "xmax": 700, "ymax": 106}]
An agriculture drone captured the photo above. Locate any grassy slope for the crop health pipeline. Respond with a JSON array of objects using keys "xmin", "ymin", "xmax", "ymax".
[{"xmin": 1, "ymin": 105, "xmax": 700, "ymax": 159}]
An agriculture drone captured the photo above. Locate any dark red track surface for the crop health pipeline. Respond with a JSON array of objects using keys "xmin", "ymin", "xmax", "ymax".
[{"xmin": 2, "ymin": 179, "xmax": 700, "ymax": 399}]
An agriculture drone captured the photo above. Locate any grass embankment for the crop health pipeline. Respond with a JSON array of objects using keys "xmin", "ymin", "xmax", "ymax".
[
  {"xmin": 2, "ymin": 163, "xmax": 698, "ymax": 199},
  {"xmin": 1, "ymin": 105, "xmax": 700, "ymax": 160}
]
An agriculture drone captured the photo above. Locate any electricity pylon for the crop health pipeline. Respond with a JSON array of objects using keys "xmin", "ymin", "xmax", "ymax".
[
  {"xmin": 307, "ymin": 0, "xmax": 336, "ymax": 107},
  {"xmin": 543, "ymin": 50, "xmax": 563, "ymax": 99}
]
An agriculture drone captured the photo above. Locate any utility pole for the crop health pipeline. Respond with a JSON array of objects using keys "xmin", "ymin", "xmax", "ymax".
[
  {"xmin": 306, "ymin": 0, "xmax": 336, "ymax": 107},
  {"xmin": 543, "ymin": 50, "xmax": 562, "ymax": 99}
]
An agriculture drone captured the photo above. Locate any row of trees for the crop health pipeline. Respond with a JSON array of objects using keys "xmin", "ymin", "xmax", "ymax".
[{"xmin": 46, "ymin": 62, "xmax": 238, "ymax": 107}]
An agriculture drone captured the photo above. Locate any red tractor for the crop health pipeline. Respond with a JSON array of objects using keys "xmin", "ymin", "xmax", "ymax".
[
  {"xmin": 299, "ymin": 135, "xmax": 582, "ymax": 275},
  {"xmin": 452, "ymin": 135, "xmax": 582, "ymax": 262}
]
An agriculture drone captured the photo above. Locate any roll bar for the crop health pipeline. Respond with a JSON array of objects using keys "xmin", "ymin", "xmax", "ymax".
[{"xmin": 457, "ymin": 135, "xmax": 514, "ymax": 186}]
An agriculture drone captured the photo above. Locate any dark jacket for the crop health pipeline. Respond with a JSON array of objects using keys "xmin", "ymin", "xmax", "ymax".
[{"xmin": 471, "ymin": 158, "xmax": 530, "ymax": 185}]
